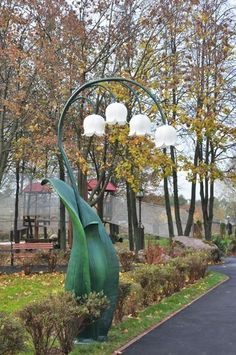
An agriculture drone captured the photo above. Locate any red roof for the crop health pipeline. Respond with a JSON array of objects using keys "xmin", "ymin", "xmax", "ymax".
[
  {"xmin": 22, "ymin": 182, "xmax": 51, "ymax": 193},
  {"xmin": 23, "ymin": 180, "xmax": 117, "ymax": 194},
  {"xmin": 87, "ymin": 179, "xmax": 117, "ymax": 192}
]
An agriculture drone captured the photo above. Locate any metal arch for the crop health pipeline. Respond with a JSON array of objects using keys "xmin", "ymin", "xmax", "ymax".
[
  {"xmin": 57, "ymin": 77, "xmax": 167, "ymax": 211},
  {"xmin": 58, "ymin": 77, "xmax": 166, "ymax": 142}
]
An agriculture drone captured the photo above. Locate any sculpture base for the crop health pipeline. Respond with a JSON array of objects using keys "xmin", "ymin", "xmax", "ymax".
[{"xmin": 75, "ymin": 335, "xmax": 107, "ymax": 345}]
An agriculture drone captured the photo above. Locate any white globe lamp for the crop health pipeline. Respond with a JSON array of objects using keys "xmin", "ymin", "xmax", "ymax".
[{"xmin": 105, "ymin": 102, "xmax": 128, "ymax": 125}]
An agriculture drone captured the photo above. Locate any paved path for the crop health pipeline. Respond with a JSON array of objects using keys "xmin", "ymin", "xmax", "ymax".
[{"xmin": 122, "ymin": 257, "xmax": 236, "ymax": 355}]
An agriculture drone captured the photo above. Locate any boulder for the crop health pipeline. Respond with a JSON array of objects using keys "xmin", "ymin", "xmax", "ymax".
[{"xmin": 172, "ymin": 235, "xmax": 220, "ymax": 261}]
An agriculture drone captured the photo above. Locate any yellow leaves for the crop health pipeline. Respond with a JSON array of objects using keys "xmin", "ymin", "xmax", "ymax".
[
  {"xmin": 181, "ymin": 158, "xmax": 223, "ymax": 182},
  {"xmin": 1, "ymin": 99, "xmax": 22, "ymax": 117},
  {"xmin": 13, "ymin": 136, "xmax": 31, "ymax": 161},
  {"xmin": 67, "ymin": 148, "xmax": 89, "ymax": 175},
  {"xmin": 95, "ymin": 145, "xmax": 104, "ymax": 152},
  {"xmin": 105, "ymin": 81, "xmax": 130, "ymax": 103},
  {"xmin": 28, "ymin": 123, "xmax": 40, "ymax": 133},
  {"xmin": 107, "ymin": 125, "xmax": 129, "ymax": 145}
]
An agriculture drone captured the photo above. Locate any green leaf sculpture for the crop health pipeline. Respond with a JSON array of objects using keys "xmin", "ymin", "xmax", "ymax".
[{"xmin": 42, "ymin": 178, "xmax": 119, "ymax": 341}]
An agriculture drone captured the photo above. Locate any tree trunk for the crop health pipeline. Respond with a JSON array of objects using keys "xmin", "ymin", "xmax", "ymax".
[
  {"xmin": 164, "ymin": 176, "xmax": 174, "ymax": 238},
  {"xmin": 126, "ymin": 183, "xmax": 134, "ymax": 251},
  {"xmin": 208, "ymin": 180, "xmax": 214, "ymax": 239},
  {"xmin": 184, "ymin": 181, "xmax": 196, "ymax": 236},
  {"xmin": 184, "ymin": 146, "xmax": 198, "ymax": 236},
  {"xmin": 13, "ymin": 161, "xmax": 20, "ymax": 243},
  {"xmin": 201, "ymin": 178, "xmax": 214, "ymax": 240},
  {"xmin": 97, "ymin": 191, "xmax": 104, "ymax": 221},
  {"xmin": 200, "ymin": 179, "xmax": 209, "ymax": 240},
  {"xmin": 130, "ymin": 188, "xmax": 139, "ymax": 253},
  {"xmin": 58, "ymin": 154, "xmax": 66, "ymax": 250},
  {"xmin": 170, "ymin": 146, "xmax": 183, "ymax": 235},
  {"xmin": 78, "ymin": 167, "xmax": 88, "ymax": 201}
]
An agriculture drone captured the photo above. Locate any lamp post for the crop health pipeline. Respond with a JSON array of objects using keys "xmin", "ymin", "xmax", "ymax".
[
  {"xmin": 42, "ymin": 77, "xmax": 177, "ymax": 341},
  {"xmin": 136, "ymin": 188, "xmax": 144, "ymax": 251}
]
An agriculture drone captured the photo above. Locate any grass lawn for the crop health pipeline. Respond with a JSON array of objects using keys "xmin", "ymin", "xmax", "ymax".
[
  {"xmin": 0, "ymin": 270, "xmax": 227, "ymax": 354},
  {"xmin": 0, "ymin": 272, "xmax": 65, "ymax": 313},
  {"xmin": 115, "ymin": 235, "xmax": 171, "ymax": 252}
]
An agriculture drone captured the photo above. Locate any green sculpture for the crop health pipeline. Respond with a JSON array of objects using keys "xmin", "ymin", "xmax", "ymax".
[
  {"xmin": 42, "ymin": 177, "xmax": 119, "ymax": 341},
  {"xmin": 42, "ymin": 77, "xmax": 176, "ymax": 341}
]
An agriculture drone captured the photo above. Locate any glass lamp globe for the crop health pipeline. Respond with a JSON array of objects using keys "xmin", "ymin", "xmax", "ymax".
[
  {"xmin": 155, "ymin": 125, "xmax": 177, "ymax": 148},
  {"xmin": 83, "ymin": 114, "xmax": 106, "ymax": 137},
  {"xmin": 154, "ymin": 126, "xmax": 165, "ymax": 147},
  {"xmin": 162, "ymin": 125, "xmax": 177, "ymax": 146},
  {"xmin": 105, "ymin": 102, "xmax": 128, "ymax": 125},
  {"xmin": 128, "ymin": 114, "xmax": 152, "ymax": 136}
]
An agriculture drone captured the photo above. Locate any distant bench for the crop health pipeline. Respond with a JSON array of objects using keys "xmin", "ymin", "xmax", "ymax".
[{"xmin": 12, "ymin": 242, "xmax": 54, "ymax": 265}]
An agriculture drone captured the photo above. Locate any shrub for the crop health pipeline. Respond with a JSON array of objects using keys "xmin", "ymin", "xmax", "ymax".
[
  {"xmin": 193, "ymin": 220, "xmax": 203, "ymax": 239},
  {"xmin": 0, "ymin": 253, "xmax": 9, "ymax": 267},
  {"xmin": 116, "ymin": 273, "xmax": 143, "ymax": 321},
  {"xmin": 118, "ymin": 249, "xmax": 135, "ymax": 272},
  {"xmin": 17, "ymin": 300, "xmax": 56, "ymax": 355},
  {"xmin": 220, "ymin": 222, "xmax": 226, "ymax": 237},
  {"xmin": 229, "ymin": 239, "xmax": 236, "ymax": 253},
  {"xmin": 157, "ymin": 264, "xmax": 184, "ymax": 296},
  {"xmin": 212, "ymin": 235, "xmax": 231, "ymax": 255},
  {"xmin": 168, "ymin": 241, "xmax": 182, "ymax": 258},
  {"xmin": 36, "ymin": 251, "xmax": 58, "ymax": 272},
  {"xmin": 56, "ymin": 249, "xmax": 71, "ymax": 265},
  {"xmin": 21, "ymin": 257, "xmax": 33, "ymax": 275},
  {"xmin": 131, "ymin": 251, "xmax": 210, "ymax": 307},
  {"xmin": 47, "ymin": 252, "xmax": 57, "ymax": 272},
  {"xmin": 168, "ymin": 241, "xmax": 186, "ymax": 258},
  {"xmin": 132, "ymin": 265, "xmax": 164, "ymax": 305},
  {"xmin": 18, "ymin": 291, "xmax": 109, "ymax": 355},
  {"xmin": 0, "ymin": 312, "xmax": 26, "ymax": 355},
  {"xmin": 123, "ymin": 282, "xmax": 142, "ymax": 318},
  {"xmin": 77, "ymin": 291, "xmax": 109, "ymax": 321},
  {"xmin": 114, "ymin": 282, "xmax": 132, "ymax": 323},
  {"xmin": 171, "ymin": 251, "xmax": 209, "ymax": 284},
  {"xmin": 144, "ymin": 243, "xmax": 166, "ymax": 264},
  {"xmin": 48, "ymin": 292, "xmax": 93, "ymax": 355}
]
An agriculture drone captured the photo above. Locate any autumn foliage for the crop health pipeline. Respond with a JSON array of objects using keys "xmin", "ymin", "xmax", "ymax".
[{"xmin": 0, "ymin": 0, "xmax": 235, "ymax": 239}]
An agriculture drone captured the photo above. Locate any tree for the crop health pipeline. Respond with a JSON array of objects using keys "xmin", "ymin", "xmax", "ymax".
[
  {"xmin": 181, "ymin": 0, "xmax": 236, "ymax": 239},
  {"xmin": 0, "ymin": 0, "xmax": 39, "ymax": 186}
]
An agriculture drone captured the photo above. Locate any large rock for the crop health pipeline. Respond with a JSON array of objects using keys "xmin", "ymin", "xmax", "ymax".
[{"xmin": 172, "ymin": 235, "xmax": 220, "ymax": 261}]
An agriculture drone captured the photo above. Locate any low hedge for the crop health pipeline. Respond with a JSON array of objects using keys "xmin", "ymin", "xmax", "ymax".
[{"xmin": 116, "ymin": 250, "xmax": 210, "ymax": 322}]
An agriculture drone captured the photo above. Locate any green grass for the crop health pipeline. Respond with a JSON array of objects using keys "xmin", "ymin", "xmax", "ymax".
[
  {"xmin": 0, "ymin": 272, "xmax": 65, "ymax": 313},
  {"xmin": 115, "ymin": 235, "xmax": 170, "ymax": 251},
  {"xmin": 0, "ymin": 270, "xmax": 227, "ymax": 354}
]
